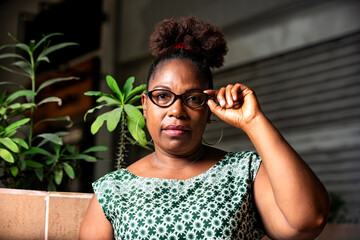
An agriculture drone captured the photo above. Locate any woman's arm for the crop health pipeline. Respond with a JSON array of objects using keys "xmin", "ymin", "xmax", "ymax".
[
  {"xmin": 79, "ymin": 195, "xmax": 114, "ymax": 240},
  {"xmin": 247, "ymin": 113, "xmax": 329, "ymax": 239},
  {"xmin": 205, "ymin": 84, "xmax": 329, "ymax": 239}
]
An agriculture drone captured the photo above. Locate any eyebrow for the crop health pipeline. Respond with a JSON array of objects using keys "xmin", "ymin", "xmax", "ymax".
[
  {"xmin": 151, "ymin": 85, "xmax": 204, "ymax": 92},
  {"xmin": 152, "ymin": 85, "xmax": 171, "ymax": 90}
]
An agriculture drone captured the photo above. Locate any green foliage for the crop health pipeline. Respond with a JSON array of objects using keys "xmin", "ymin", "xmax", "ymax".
[
  {"xmin": 85, "ymin": 75, "xmax": 152, "ymax": 169},
  {"xmin": 328, "ymin": 192, "xmax": 359, "ymax": 223},
  {"xmin": 0, "ymin": 33, "xmax": 107, "ymax": 191}
]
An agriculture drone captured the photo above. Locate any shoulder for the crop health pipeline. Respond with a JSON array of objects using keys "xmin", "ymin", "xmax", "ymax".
[
  {"xmin": 92, "ymin": 169, "xmax": 133, "ymax": 197},
  {"xmin": 220, "ymin": 151, "xmax": 262, "ymax": 180},
  {"xmin": 222, "ymin": 151, "xmax": 261, "ymax": 164}
]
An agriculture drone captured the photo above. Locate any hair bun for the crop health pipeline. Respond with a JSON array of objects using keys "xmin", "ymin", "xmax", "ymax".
[{"xmin": 149, "ymin": 16, "xmax": 228, "ymax": 68}]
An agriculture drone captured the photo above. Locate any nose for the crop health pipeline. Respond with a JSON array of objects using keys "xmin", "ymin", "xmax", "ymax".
[{"xmin": 167, "ymin": 97, "xmax": 187, "ymax": 119}]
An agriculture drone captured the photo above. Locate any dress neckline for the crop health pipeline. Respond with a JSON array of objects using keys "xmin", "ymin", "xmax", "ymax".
[{"xmin": 123, "ymin": 152, "xmax": 231, "ymax": 182}]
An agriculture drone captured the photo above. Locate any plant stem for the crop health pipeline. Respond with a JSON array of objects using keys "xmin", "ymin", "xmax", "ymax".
[{"xmin": 117, "ymin": 113, "xmax": 127, "ymax": 169}]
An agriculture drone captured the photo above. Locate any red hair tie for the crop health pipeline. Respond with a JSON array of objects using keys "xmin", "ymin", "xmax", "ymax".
[
  {"xmin": 173, "ymin": 43, "xmax": 199, "ymax": 53},
  {"xmin": 173, "ymin": 43, "xmax": 190, "ymax": 50}
]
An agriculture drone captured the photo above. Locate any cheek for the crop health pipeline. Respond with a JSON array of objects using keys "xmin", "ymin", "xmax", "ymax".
[
  {"xmin": 192, "ymin": 109, "xmax": 210, "ymax": 131},
  {"xmin": 145, "ymin": 105, "xmax": 165, "ymax": 134}
]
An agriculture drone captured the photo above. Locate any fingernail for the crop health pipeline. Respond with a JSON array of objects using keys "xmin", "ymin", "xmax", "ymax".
[{"xmin": 220, "ymin": 100, "xmax": 225, "ymax": 106}]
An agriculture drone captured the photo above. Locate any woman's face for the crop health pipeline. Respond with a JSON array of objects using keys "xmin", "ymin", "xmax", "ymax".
[{"xmin": 142, "ymin": 59, "xmax": 210, "ymax": 155}]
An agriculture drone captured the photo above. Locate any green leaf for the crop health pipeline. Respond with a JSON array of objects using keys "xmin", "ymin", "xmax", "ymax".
[
  {"xmin": 54, "ymin": 168, "xmax": 63, "ymax": 185},
  {"xmin": 12, "ymin": 138, "xmax": 29, "ymax": 149},
  {"xmin": 8, "ymin": 103, "xmax": 21, "ymax": 109},
  {"xmin": 90, "ymin": 112, "xmax": 108, "ymax": 134},
  {"xmin": 72, "ymin": 154, "xmax": 97, "ymax": 162},
  {"xmin": 46, "ymin": 156, "xmax": 57, "ymax": 165},
  {"xmin": 10, "ymin": 166, "xmax": 19, "ymax": 177},
  {"xmin": 127, "ymin": 118, "xmax": 147, "ymax": 145},
  {"xmin": 19, "ymin": 158, "xmax": 26, "ymax": 170},
  {"xmin": 33, "ymin": 33, "xmax": 63, "ymax": 52},
  {"xmin": 63, "ymin": 162, "xmax": 75, "ymax": 179},
  {"xmin": 0, "ymin": 64, "xmax": 29, "ymax": 77},
  {"xmin": 53, "ymin": 143, "xmax": 61, "ymax": 156},
  {"xmin": 124, "ymin": 104, "xmax": 143, "ymax": 126},
  {"xmin": 124, "ymin": 104, "xmax": 146, "ymax": 144},
  {"xmin": 128, "ymin": 95, "xmax": 142, "ymax": 104},
  {"xmin": 0, "ymin": 148, "xmax": 14, "ymax": 163},
  {"xmin": 84, "ymin": 105, "xmax": 104, "ymax": 121},
  {"xmin": 37, "ymin": 56, "xmax": 49, "ymax": 64},
  {"xmin": 6, "ymin": 90, "xmax": 36, "ymax": 104},
  {"xmin": 38, "ymin": 96, "xmax": 62, "ymax": 106},
  {"xmin": 125, "ymin": 84, "xmax": 146, "ymax": 102},
  {"xmin": 83, "ymin": 146, "xmax": 108, "ymax": 153},
  {"xmin": 122, "ymin": 76, "xmax": 134, "ymax": 100},
  {"xmin": 0, "ymin": 81, "xmax": 25, "ymax": 89},
  {"xmin": 84, "ymin": 91, "xmax": 105, "ymax": 96},
  {"xmin": 36, "ymin": 133, "xmax": 63, "ymax": 146},
  {"xmin": 3, "ymin": 118, "xmax": 30, "ymax": 137},
  {"xmin": 35, "ymin": 116, "xmax": 71, "ymax": 128},
  {"xmin": 48, "ymin": 181, "xmax": 56, "ymax": 191},
  {"xmin": 37, "ymin": 77, "xmax": 79, "ymax": 93},
  {"xmin": 0, "ymin": 137, "xmax": 19, "ymax": 153},
  {"xmin": 22, "ymin": 147, "xmax": 52, "ymax": 156},
  {"xmin": 34, "ymin": 168, "xmax": 44, "ymax": 181},
  {"xmin": 106, "ymin": 75, "xmax": 123, "ymax": 102},
  {"xmin": 9, "ymin": 103, "xmax": 35, "ymax": 109},
  {"xmin": 65, "ymin": 145, "xmax": 75, "ymax": 154},
  {"xmin": 15, "ymin": 43, "xmax": 30, "ymax": 53},
  {"xmin": 107, "ymin": 108, "xmax": 123, "ymax": 132},
  {"xmin": 25, "ymin": 160, "xmax": 43, "ymax": 168},
  {"xmin": 96, "ymin": 96, "xmax": 121, "ymax": 106},
  {"xmin": 0, "ymin": 43, "xmax": 16, "ymax": 51},
  {"xmin": 37, "ymin": 42, "xmax": 78, "ymax": 62},
  {"xmin": 0, "ymin": 53, "xmax": 27, "ymax": 61},
  {"xmin": 29, "ymin": 40, "xmax": 35, "ymax": 51},
  {"xmin": 13, "ymin": 60, "xmax": 32, "ymax": 75}
]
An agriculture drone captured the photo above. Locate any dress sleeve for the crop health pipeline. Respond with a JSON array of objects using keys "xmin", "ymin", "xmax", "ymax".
[
  {"xmin": 248, "ymin": 151, "xmax": 262, "ymax": 181},
  {"xmin": 92, "ymin": 172, "xmax": 116, "ymax": 223}
]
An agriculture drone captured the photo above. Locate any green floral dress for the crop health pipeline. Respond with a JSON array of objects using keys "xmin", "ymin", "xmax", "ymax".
[{"xmin": 93, "ymin": 151, "xmax": 265, "ymax": 239}]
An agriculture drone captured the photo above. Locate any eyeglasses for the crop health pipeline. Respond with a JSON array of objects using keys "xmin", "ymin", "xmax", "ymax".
[{"xmin": 148, "ymin": 89, "xmax": 210, "ymax": 109}]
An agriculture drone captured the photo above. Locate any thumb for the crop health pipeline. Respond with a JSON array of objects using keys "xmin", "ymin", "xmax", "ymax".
[{"xmin": 207, "ymin": 99, "xmax": 226, "ymax": 119}]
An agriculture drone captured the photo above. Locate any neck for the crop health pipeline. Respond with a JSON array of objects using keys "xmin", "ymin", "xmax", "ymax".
[{"xmin": 153, "ymin": 146, "xmax": 205, "ymax": 170}]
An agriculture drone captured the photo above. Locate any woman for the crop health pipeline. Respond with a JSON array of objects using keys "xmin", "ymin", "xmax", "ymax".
[{"xmin": 79, "ymin": 16, "xmax": 329, "ymax": 240}]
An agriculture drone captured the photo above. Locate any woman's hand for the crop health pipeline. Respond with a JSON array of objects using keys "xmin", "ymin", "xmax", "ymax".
[{"xmin": 204, "ymin": 83, "xmax": 262, "ymax": 130}]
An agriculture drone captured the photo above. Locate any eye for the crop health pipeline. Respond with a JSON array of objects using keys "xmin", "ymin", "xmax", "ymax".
[
  {"xmin": 186, "ymin": 95, "xmax": 202, "ymax": 102},
  {"xmin": 151, "ymin": 90, "xmax": 173, "ymax": 105},
  {"xmin": 158, "ymin": 93, "xmax": 168, "ymax": 99},
  {"xmin": 153, "ymin": 91, "xmax": 171, "ymax": 99},
  {"xmin": 184, "ymin": 92, "xmax": 206, "ymax": 107}
]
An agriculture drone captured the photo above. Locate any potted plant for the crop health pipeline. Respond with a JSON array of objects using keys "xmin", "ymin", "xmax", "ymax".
[
  {"xmin": 0, "ymin": 33, "xmax": 107, "ymax": 191},
  {"xmin": 84, "ymin": 75, "xmax": 153, "ymax": 169}
]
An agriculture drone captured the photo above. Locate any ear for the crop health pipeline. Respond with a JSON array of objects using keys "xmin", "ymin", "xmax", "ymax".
[{"xmin": 141, "ymin": 93, "xmax": 147, "ymax": 118}]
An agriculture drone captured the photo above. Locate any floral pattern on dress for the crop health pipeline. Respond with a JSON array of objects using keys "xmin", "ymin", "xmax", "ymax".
[{"xmin": 93, "ymin": 151, "xmax": 265, "ymax": 239}]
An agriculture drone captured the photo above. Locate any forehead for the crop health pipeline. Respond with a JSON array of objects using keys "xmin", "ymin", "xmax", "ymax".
[{"xmin": 149, "ymin": 59, "xmax": 206, "ymax": 91}]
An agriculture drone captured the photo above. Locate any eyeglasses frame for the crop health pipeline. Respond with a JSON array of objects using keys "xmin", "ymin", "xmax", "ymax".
[{"xmin": 147, "ymin": 89, "xmax": 214, "ymax": 109}]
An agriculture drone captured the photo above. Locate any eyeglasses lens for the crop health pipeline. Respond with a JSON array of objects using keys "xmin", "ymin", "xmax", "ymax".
[
  {"xmin": 183, "ymin": 92, "xmax": 206, "ymax": 108},
  {"xmin": 151, "ymin": 90, "xmax": 174, "ymax": 106}
]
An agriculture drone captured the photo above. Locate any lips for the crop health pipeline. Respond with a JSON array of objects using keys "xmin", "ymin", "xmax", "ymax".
[{"xmin": 163, "ymin": 125, "xmax": 190, "ymax": 136}]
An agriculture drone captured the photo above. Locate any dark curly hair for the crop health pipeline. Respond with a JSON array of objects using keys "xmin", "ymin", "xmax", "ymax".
[{"xmin": 147, "ymin": 16, "xmax": 228, "ymax": 90}]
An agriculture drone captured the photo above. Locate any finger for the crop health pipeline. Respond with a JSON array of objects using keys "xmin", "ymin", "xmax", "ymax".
[
  {"xmin": 231, "ymin": 83, "xmax": 243, "ymax": 101},
  {"xmin": 206, "ymin": 97, "xmax": 226, "ymax": 119},
  {"xmin": 225, "ymin": 84, "xmax": 234, "ymax": 107},
  {"xmin": 217, "ymin": 87, "xmax": 226, "ymax": 107},
  {"xmin": 203, "ymin": 89, "xmax": 218, "ymax": 98}
]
